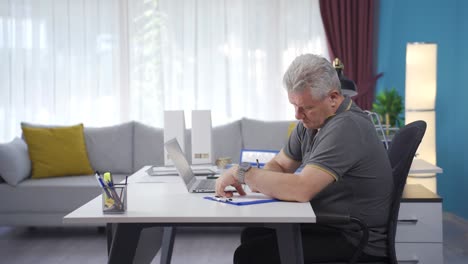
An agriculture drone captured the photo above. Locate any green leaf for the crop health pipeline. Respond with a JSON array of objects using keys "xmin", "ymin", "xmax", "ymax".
[{"xmin": 372, "ymin": 88, "xmax": 404, "ymax": 127}]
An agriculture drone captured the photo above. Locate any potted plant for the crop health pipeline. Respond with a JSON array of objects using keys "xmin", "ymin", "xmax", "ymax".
[{"xmin": 372, "ymin": 88, "xmax": 404, "ymax": 136}]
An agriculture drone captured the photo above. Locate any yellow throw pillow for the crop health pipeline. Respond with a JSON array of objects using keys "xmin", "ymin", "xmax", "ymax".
[{"xmin": 21, "ymin": 124, "xmax": 94, "ymax": 179}]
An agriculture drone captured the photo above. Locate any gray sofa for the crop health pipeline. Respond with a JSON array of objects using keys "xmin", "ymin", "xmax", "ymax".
[{"xmin": 0, "ymin": 118, "xmax": 295, "ymax": 226}]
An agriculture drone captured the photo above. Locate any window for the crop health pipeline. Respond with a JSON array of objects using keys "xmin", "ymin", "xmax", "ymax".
[{"xmin": 0, "ymin": 0, "xmax": 328, "ymax": 142}]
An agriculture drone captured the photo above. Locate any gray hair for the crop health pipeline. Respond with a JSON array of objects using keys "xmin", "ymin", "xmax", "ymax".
[{"xmin": 283, "ymin": 54, "xmax": 341, "ymax": 99}]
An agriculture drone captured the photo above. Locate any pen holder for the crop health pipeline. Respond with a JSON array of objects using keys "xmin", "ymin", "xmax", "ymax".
[{"xmin": 102, "ymin": 184, "xmax": 127, "ymax": 214}]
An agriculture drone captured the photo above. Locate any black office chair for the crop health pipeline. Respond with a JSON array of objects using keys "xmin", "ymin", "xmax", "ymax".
[
  {"xmin": 381, "ymin": 120, "xmax": 426, "ymax": 263},
  {"xmin": 314, "ymin": 120, "xmax": 427, "ymax": 264}
]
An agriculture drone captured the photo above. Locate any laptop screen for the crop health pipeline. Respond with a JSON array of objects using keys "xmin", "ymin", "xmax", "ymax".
[{"xmin": 164, "ymin": 138, "xmax": 195, "ymax": 187}]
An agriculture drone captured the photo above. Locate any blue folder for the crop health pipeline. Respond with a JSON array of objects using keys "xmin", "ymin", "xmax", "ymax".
[{"xmin": 203, "ymin": 196, "xmax": 279, "ymax": 206}]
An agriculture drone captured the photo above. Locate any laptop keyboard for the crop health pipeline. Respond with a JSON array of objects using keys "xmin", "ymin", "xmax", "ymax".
[{"xmin": 197, "ymin": 179, "xmax": 215, "ymax": 190}]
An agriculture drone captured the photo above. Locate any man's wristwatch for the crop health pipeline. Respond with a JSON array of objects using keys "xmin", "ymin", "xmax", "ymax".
[{"xmin": 237, "ymin": 162, "xmax": 252, "ymax": 184}]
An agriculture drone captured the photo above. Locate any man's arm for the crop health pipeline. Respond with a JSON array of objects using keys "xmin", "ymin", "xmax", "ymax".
[
  {"xmin": 215, "ymin": 157, "xmax": 335, "ymax": 202},
  {"xmin": 245, "ymin": 150, "xmax": 300, "ymax": 193},
  {"xmin": 263, "ymin": 150, "xmax": 301, "ymax": 173},
  {"xmin": 244, "ymin": 165, "xmax": 335, "ymax": 202}
]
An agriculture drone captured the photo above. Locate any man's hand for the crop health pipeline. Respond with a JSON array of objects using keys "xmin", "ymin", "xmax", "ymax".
[{"xmin": 215, "ymin": 166, "xmax": 246, "ymax": 198}]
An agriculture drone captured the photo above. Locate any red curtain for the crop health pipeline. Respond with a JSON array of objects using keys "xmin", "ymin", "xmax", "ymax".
[{"xmin": 319, "ymin": 0, "xmax": 382, "ymax": 110}]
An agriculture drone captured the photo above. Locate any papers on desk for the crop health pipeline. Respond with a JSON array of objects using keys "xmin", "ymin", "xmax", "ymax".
[
  {"xmin": 204, "ymin": 193, "xmax": 279, "ymax": 206},
  {"xmin": 146, "ymin": 165, "xmax": 219, "ymax": 176}
]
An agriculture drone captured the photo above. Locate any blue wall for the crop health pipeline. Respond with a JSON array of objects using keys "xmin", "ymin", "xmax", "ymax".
[{"xmin": 377, "ymin": 0, "xmax": 468, "ymax": 219}]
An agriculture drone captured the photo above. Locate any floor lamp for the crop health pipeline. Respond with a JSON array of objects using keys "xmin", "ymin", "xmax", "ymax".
[{"xmin": 405, "ymin": 43, "xmax": 438, "ymax": 193}]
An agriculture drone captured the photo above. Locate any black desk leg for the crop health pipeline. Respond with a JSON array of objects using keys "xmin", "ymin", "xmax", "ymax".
[
  {"xmin": 271, "ymin": 223, "xmax": 304, "ymax": 264},
  {"xmin": 107, "ymin": 223, "xmax": 144, "ymax": 264},
  {"xmin": 160, "ymin": 227, "xmax": 176, "ymax": 264},
  {"xmin": 106, "ymin": 223, "xmax": 114, "ymax": 256}
]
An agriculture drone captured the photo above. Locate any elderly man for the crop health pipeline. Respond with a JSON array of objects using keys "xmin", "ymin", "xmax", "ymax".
[{"xmin": 215, "ymin": 54, "xmax": 393, "ymax": 263}]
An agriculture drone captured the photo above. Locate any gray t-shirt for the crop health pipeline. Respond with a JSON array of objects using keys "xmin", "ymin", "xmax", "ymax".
[{"xmin": 283, "ymin": 96, "xmax": 393, "ymax": 256}]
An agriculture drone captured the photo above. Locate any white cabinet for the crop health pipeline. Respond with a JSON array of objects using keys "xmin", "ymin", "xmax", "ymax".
[
  {"xmin": 395, "ymin": 243, "xmax": 443, "ymax": 264},
  {"xmin": 396, "ymin": 184, "xmax": 443, "ymax": 264},
  {"xmin": 396, "ymin": 203, "xmax": 442, "ymax": 243}
]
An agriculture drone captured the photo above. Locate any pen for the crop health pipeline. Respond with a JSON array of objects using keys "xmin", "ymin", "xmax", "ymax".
[
  {"xmin": 214, "ymin": 196, "xmax": 232, "ymax": 202},
  {"xmin": 95, "ymin": 173, "xmax": 113, "ymax": 199},
  {"xmin": 121, "ymin": 175, "xmax": 129, "ymax": 199},
  {"xmin": 102, "ymin": 172, "xmax": 124, "ymax": 209},
  {"xmin": 256, "ymin": 159, "xmax": 260, "ymax": 168},
  {"xmin": 107, "ymin": 183, "xmax": 124, "ymax": 210}
]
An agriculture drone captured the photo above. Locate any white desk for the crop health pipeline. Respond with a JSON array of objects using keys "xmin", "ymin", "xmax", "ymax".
[
  {"xmin": 409, "ymin": 158, "xmax": 443, "ymax": 174},
  {"xmin": 64, "ymin": 166, "xmax": 316, "ymax": 264}
]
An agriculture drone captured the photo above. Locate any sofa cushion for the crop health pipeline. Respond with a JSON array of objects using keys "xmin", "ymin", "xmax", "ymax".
[
  {"xmin": 0, "ymin": 174, "xmax": 128, "ymax": 213},
  {"xmin": 84, "ymin": 122, "xmax": 134, "ymax": 174},
  {"xmin": 21, "ymin": 123, "xmax": 94, "ymax": 179},
  {"xmin": 133, "ymin": 122, "xmax": 164, "ymax": 170},
  {"xmin": 0, "ymin": 137, "xmax": 31, "ymax": 185},
  {"xmin": 241, "ymin": 118, "xmax": 297, "ymax": 151},
  {"xmin": 212, "ymin": 120, "xmax": 243, "ymax": 163}
]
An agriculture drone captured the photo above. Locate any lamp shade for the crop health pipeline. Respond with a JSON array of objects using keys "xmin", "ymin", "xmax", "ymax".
[
  {"xmin": 333, "ymin": 58, "xmax": 357, "ymax": 96},
  {"xmin": 405, "ymin": 42, "xmax": 438, "ymax": 193},
  {"xmin": 405, "ymin": 43, "xmax": 437, "ymax": 110}
]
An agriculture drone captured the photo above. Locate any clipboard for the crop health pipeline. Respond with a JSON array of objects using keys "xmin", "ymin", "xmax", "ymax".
[{"xmin": 203, "ymin": 195, "xmax": 279, "ymax": 206}]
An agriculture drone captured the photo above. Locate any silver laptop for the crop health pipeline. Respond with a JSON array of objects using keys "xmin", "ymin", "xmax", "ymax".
[{"xmin": 164, "ymin": 138, "xmax": 233, "ymax": 193}]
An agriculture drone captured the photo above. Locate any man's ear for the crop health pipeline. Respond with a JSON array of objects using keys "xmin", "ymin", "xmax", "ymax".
[
  {"xmin": 329, "ymin": 90, "xmax": 340, "ymax": 103},
  {"xmin": 330, "ymin": 90, "xmax": 340, "ymax": 98}
]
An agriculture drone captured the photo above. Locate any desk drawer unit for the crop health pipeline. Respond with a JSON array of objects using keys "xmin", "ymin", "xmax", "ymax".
[
  {"xmin": 395, "ymin": 198, "xmax": 443, "ymax": 263},
  {"xmin": 396, "ymin": 202, "xmax": 443, "ymax": 243},
  {"xmin": 395, "ymin": 243, "xmax": 443, "ymax": 264}
]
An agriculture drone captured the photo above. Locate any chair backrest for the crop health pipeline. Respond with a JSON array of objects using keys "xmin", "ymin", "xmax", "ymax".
[{"xmin": 385, "ymin": 120, "xmax": 426, "ymax": 263}]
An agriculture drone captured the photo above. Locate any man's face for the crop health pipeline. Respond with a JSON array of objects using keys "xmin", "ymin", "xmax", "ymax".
[{"xmin": 288, "ymin": 89, "xmax": 336, "ymax": 129}]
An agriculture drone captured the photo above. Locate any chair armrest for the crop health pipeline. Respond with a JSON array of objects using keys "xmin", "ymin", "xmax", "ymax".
[{"xmin": 316, "ymin": 213, "xmax": 351, "ymax": 224}]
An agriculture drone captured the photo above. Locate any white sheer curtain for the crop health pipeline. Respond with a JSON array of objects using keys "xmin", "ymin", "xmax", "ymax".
[
  {"xmin": 0, "ymin": 0, "xmax": 122, "ymax": 142},
  {"xmin": 0, "ymin": 0, "xmax": 329, "ymax": 142},
  {"xmin": 154, "ymin": 0, "xmax": 329, "ymax": 126}
]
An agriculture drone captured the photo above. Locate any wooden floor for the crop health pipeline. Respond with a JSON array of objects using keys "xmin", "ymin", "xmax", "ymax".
[{"xmin": 1, "ymin": 213, "xmax": 467, "ymax": 264}]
